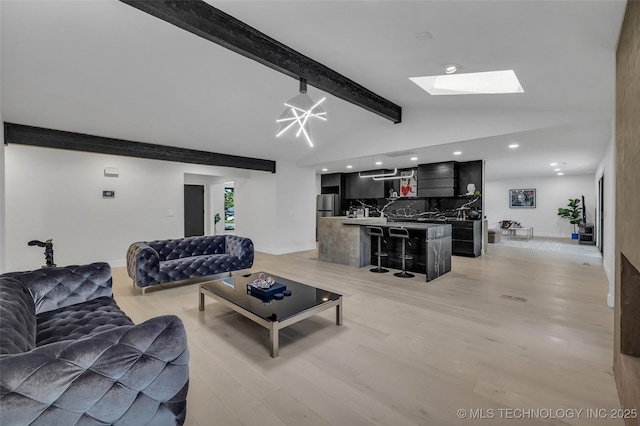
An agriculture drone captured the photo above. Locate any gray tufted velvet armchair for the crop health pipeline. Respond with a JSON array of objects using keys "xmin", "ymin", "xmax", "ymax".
[
  {"xmin": 0, "ymin": 262, "xmax": 189, "ymax": 425},
  {"xmin": 126, "ymin": 235, "xmax": 254, "ymax": 294}
]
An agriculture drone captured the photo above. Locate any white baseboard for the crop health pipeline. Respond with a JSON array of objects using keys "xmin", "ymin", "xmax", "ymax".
[
  {"xmin": 255, "ymin": 243, "xmax": 316, "ymax": 255},
  {"xmin": 534, "ymin": 233, "xmax": 575, "ymax": 239},
  {"xmin": 108, "ymin": 259, "xmax": 127, "ymax": 268},
  {"xmin": 603, "ymin": 261, "xmax": 615, "ymax": 308}
]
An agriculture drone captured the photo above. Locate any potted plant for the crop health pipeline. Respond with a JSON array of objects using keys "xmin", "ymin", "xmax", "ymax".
[
  {"xmin": 214, "ymin": 213, "xmax": 221, "ymax": 235},
  {"xmin": 557, "ymin": 198, "xmax": 582, "ymax": 239}
]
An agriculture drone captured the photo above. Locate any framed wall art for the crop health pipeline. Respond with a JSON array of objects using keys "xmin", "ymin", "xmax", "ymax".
[
  {"xmin": 399, "ymin": 170, "xmax": 417, "ymax": 197},
  {"xmin": 509, "ymin": 188, "xmax": 536, "ymax": 208}
]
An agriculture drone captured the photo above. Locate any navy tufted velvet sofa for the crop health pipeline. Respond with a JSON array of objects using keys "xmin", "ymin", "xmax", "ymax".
[
  {"xmin": 0, "ymin": 262, "xmax": 189, "ymax": 425},
  {"xmin": 126, "ymin": 235, "xmax": 254, "ymax": 294}
]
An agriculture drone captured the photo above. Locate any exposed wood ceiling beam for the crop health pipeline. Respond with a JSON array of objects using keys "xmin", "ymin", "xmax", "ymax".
[
  {"xmin": 119, "ymin": 0, "xmax": 402, "ymax": 124},
  {"xmin": 4, "ymin": 123, "xmax": 276, "ymax": 173}
]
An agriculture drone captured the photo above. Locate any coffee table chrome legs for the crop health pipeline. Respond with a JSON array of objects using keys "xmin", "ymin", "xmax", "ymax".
[
  {"xmin": 270, "ymin": 323, "xmax": 279, "ymax": 357},
  {"xmin": 269, "ymin": 298, "xmax": 342, "ymax": 357},
  {"xmin": 199, "ymin": 283, "xmax": 342, "ymax": 358}
]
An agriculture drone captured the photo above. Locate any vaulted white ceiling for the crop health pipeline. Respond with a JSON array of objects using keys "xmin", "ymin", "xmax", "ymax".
[{"xmin": 1, "ymin": 0, "xmax": 627, "ymax": 180}]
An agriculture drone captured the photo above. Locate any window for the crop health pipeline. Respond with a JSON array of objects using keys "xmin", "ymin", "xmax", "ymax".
[{"xmin": 224, "ymin": 188, "xmax": 235, "ymax": 231}]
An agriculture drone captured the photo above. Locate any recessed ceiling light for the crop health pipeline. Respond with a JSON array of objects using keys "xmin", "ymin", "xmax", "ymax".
[
  {"xmin": 550, "ymin": 163, "xmax": 558, "ymax": 166},
  {"xmin": 409, "ymin": 70, "xmax": 524, "ymax": 96},
  {"xmin": 508, "ymin": 144, "xmax": 519, "ymax": 148},
  {"xmin": 416, "ymin": 31, "xmax": 432, "ymax": 40},
  {"xmin": 322, "ymin": 168, "xmax": 328, "ymax": 172},
  {"xmin": 375, "ymin": 161, "xmax": 382, "ymax": 165},
  {"xmin": 346, "ymin": 165, "xmax": 353, "ymax": 169},
  {"xmin": 410, "ymin": 157, "xmax": 418, "ymax": 161},
  {"xmin": 453, "ymin": 151, "xmax": 462, "ymax": 156},
  {"xmin": 557, "ymin": 172, "xmax": 564, "ymax": 176},
  {"xmin": 444, "ymin": 64, "xmax": 459, "ymax": 74},
  {"xmin": 554, "ymin": 168, "xmax": 561, "ymax": 172}
]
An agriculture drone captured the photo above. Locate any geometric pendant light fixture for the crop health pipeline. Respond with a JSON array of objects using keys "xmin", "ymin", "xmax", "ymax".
[{"xmin": 276, "ymin": 78, "xmax": 327, "ymax": 147}]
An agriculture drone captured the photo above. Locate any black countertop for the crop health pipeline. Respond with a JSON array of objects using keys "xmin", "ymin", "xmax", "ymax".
[
  {"xmin": 374, "ymin": 221, "xmax": 451, "ymax": 230},
  {"xmin": 342, "ymin": 220, "xmax": 450, "ymax": 230}
]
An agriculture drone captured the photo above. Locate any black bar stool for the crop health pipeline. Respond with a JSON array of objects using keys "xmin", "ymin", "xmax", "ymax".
[
  {"xmin": 388, "ymin": 227, "xmax": 414, "ymax": 278},
  {"xmin": 367, "ymin": 226, "xmax": 389, "ymax": 273}
]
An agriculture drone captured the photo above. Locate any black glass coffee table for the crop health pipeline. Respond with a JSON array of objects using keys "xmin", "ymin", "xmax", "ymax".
[{"xmin": 199, "ymin": 272, "xmax": 342, "ymax": 357}]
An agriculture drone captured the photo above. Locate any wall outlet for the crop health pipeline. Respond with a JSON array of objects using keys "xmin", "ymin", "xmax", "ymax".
[
  {"xmin": 166, "ymin": 209, "xmax": 175, "ymax": 217},
  {"xmin": 102, "ymin": 190, "xmax": 115, "ymax": 198}
]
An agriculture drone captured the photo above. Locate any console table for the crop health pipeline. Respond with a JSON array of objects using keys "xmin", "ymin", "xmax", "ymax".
[
  {"xmin": 506, "ymin": 227, "xmax": 533, "ymax": 240},
  {"xmin": 578, "ymin": 223, "xmax": 596, "ymax": 245}
]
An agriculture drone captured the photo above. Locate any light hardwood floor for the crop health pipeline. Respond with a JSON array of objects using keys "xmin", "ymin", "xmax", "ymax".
[{"xmin": 112, "ymin": 242, "xmax": 622, "ymax": 426}]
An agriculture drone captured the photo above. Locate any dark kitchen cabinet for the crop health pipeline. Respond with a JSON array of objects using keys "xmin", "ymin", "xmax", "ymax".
[
  {"xmin": 372, "ymin": 179, "xmax": 387, "ymax": 199},
  {"xmin": 451, "ymin": 220, "xmax": 482, "ymax": 257},
  {"xmin": 457, "ymin": 160, "xmax": 483, "ymax": 196},
  {"xmin": 344, "ymin": 172, "xmax": 388, "ymax": 199},
  {"xmin": 345, "ymin": 174, "xmax": 373, "ymax": 199},
  {"xmin": 417, "ymin": 162, "xmax": 459, "ymax": 197},
  {"xmin": 321, "ymin": 173, "xmax": 341, "ymax": 188},
  {"xmin": 321, "ymin": 173, "xmax": 343, "ymax": 197}
]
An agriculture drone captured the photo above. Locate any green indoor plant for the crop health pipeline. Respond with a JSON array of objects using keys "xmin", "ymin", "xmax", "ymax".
[
  {"xmin": 214, "ymin": 213, "xmax": 221, "ymax": 235},
  {"xmin": 557, "ymin": 198, "xmax": 582, "ymax": 239}
]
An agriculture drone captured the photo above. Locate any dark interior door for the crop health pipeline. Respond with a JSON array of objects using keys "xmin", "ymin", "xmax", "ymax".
[{"xmin": 184, "ymin": 184, "xmax": 205, "ymax": 237}]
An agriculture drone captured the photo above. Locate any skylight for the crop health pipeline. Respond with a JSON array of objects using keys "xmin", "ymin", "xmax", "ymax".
[{"xmin": 409, "ymin": 70, "xmax": 524, "ymax": 95}]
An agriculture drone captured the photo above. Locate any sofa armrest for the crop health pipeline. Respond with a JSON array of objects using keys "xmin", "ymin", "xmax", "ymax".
[
  {"xmin": 0, "ymin": 315, "xmax": 189, "ymax": 425},
  {"xmin": 225, "ymin": 236, "xmax": 254, "ymax": 270},
  {"xmin": 127, "ymin": 243, "xmax": 161, "ymax": 288},
  {"xmin": 1, "ymin": 262, "xmax": 113, "ymax": 315}
]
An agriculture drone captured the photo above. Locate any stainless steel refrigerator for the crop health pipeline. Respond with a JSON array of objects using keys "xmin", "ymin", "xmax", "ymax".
[{"xmin": 316, "ymin": 194, "xmax": 340, "ymax": 240}]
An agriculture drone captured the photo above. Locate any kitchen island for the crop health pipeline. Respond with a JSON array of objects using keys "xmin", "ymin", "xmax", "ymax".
[
  {"xmin": 317, "ymin": 217, "xmax": 386, "ymax": 268},
  {"xmin": 317, "ymin": 217, "xmax": 452, "ymax": 282}
]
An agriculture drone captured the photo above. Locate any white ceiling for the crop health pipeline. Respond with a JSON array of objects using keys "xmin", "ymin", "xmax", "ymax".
[{"xmin": 1, "ymin": 0, "xmax": 627, "ymax": 180}]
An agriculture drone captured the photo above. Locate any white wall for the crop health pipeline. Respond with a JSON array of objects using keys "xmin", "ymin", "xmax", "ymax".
[
  {"xmin": 595, "ymin": 135, "xmax": 616, "ymax": 307},
  {"xmin": 274, "ymin": 161, "xmax": 316, "ymax": 253},
  {"xmin": 234, "ymin": 171, "xmax": 277, "ymax": 252},
  {"xmin": 484, "ymin": 174, "xmax": 596, "ymax": 238},
  {"xmin": 235, "ymin": 161, "xmax": 316, "ymax": 254},
  {"xmin": 0, "ymin": 135, "xmax": 4, "ymax": 274},
  {"xmin": 4, "ymin": 145, "xmax": 257, "ymax": 270},
  {"xmin": 4, "ymin": 145, "xmax": 318, "ymax": 271},
  {"xmin": 0, "ymin": 1, "xmax": 5, "ymax": 273}
]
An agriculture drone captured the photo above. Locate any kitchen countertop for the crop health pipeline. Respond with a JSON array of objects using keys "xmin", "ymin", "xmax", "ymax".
[
  {"xmin": 343, "ymin": 219, "xmax": 449, "ymax": 230},
  {"xmin": 379, "ymin": 221, "xmax": 451, "ymax": 230},
  {"xmin": 340, "ymin": 217, "xmax": 387, "ymax": 225}
]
